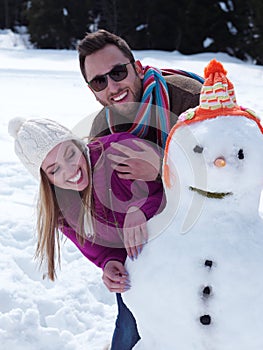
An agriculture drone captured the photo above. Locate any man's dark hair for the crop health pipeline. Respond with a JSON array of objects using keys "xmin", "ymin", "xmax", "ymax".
[{"xmin": 78, "ymin": 29, "xmax": 135, "ymax": 83}]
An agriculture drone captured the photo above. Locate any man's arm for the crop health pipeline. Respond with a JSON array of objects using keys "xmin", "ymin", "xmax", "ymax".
[{"xmin": 166, "ymin": 74, "xmax": 202, "ymax": 123}]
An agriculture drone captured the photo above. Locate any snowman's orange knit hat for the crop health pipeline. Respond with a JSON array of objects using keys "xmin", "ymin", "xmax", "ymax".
[{"xmin": 163, "ymin": 59, "xmax": 263, "ymax": 188}]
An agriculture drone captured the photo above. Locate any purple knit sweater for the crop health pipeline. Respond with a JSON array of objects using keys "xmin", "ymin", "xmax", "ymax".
[{"xmin": 59, "ymin": 132, "xmax": 165, "ymax": 269}]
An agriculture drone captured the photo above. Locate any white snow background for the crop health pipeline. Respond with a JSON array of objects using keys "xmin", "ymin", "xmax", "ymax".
[{"xmin": 0, "ymin": 29, "xmax": 263, "ymax": 350}]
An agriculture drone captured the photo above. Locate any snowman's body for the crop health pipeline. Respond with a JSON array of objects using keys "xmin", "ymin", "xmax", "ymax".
[{"xmin": 123, "ymin": 116, "xmax": 263, "ymax": 350}]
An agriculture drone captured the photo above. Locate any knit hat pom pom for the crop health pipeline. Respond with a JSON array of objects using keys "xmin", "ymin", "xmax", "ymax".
[
  {"xmin": 8, "ymin": 117, "xmax": 26, "ymax": 138},
  {"xmin": 204, "ymin": 59, "xmax": 227, "ymax": 79}
]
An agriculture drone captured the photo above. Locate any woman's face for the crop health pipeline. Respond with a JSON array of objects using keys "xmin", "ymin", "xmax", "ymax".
[{"xmin": 42, "ymin": 141, "xmax": 89, "ymax": 191}]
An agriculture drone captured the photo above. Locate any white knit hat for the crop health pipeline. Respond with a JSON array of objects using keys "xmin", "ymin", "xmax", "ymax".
[{"xmin": 8, "ymin": 117, "xmax": 83, "ymax": 179}]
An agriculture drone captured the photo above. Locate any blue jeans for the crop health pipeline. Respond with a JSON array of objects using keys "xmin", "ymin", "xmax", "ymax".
[{"xmin": 111, "ymin": 293, "xmax": 140, "ymax": 350}]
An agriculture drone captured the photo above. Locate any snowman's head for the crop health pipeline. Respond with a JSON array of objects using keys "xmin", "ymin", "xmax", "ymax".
[{"xmin": 163, "ymin": 60, "xmax": 263, "ymax": 224}]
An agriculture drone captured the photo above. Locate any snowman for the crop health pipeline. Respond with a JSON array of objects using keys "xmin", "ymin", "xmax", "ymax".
[{"xmin": 123, "ymin": 59, "xmax": 263, "ymax": 350}]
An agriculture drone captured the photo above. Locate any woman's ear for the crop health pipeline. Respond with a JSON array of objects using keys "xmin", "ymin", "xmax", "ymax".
[{"xmin": 134, "ymin": 60, "xmax": 144, "ymax": 79}]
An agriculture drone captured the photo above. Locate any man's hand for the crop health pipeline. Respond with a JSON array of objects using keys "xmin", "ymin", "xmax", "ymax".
[
  {"xmin": 123, "ymin": 206, "xmax": 148, "ymax": 260},
  {"xmin": 102, "ymin": 260, "xmax": 130, "ymax": 293},
  {"xmin": 107, "ymin": 139, "xmax": 161, "ymax": 181}
]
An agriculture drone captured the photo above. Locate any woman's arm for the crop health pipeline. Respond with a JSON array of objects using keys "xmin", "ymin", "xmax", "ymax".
[
  {"xmin": 123, "ymin": 206, "xmax": 147, "ymax": 260},
  {"xmin": 61, "ymin": 222, "xmax": 127, "ymax": 268},
  {"xmin": 103, "ymin": 134, "xmax": 166, "ymax": 260},
  {"xmin": 60, "ymin": 223, "xmax": 130, "ymax": 292}
]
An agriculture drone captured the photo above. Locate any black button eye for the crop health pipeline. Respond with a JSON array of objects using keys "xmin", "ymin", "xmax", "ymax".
[
  {"xmin": 193, "ymin": 145, "xmax": 203, "ymax": 153},
  {"xmin": 238, "ymin": 149, "xmax": 244, "ymax": 160}
]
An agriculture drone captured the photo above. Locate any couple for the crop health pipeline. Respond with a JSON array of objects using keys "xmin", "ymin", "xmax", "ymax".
[{"xmin": 9, "ymin": 30, "xmax": 202, "ymax": 349}]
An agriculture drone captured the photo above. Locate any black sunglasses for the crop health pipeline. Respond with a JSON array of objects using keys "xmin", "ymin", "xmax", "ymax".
[{"xmin": 87, "ymin": 62, "xmax": 134, "ymax": 92}]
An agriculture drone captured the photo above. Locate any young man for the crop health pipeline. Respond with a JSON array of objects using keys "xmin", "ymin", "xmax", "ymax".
[
  {"xmin": 77, "ymin": 29, "xmax": 202, "ymax": 350},
  {"xmin": 78, "ymin": 29, "xmax": 202, "ymax": 181}
]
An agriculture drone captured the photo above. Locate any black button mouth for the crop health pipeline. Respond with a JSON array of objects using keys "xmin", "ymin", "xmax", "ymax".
[{"xmin": 200, "ymin": 314, "xmax": 211, "ymax": 325}]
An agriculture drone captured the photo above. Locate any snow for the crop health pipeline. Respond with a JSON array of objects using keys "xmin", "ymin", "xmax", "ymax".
[
  {"xmin": 1, "ymin": 30, "xmax": 263, "ymax": 349},
  {"xmin": 0, "ymin": 29, "xmax": 32, "ymax": 49}
]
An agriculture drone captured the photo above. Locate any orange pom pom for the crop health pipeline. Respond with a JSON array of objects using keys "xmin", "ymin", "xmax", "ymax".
[{"xmin": 204, "ymin": 59, "xmax": 227, "ymax": 79}]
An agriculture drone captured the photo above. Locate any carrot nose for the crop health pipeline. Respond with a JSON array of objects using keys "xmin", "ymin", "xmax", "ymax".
[{"xmin": 214, "ymin": 157, "xmax": 226, "ymax": 167}]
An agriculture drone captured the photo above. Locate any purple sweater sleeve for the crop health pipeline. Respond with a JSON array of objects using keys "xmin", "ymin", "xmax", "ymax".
[
  {"xmin": 102, "ymin": 133, "xmax": 166, "ymax": 220},
  {"xmin": 60, "ymin": 223, "xmax": 127, "ymax": 269},
  {"xmin": 131, "ymin": 180, "xmax": 166, "ymax": 220}
]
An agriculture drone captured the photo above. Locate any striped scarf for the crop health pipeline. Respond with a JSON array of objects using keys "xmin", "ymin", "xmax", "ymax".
[{"xmin": 106, "ymin": 65, "xmax": 204, "ymax": 148}]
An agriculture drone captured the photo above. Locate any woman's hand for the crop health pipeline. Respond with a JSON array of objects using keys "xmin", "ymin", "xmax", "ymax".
[
  {"xmin": 123, "ymin": 206, "xmax": 148, "ymax": 260},
  {"xmin": 102, "ymin": 260, "xmax": 130, "ymax": 293}
]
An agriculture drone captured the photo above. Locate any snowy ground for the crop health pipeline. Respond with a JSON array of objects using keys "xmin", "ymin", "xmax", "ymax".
[{"xmin": 0, "ymin": 30, "xmax": 263, "ymax": 349}]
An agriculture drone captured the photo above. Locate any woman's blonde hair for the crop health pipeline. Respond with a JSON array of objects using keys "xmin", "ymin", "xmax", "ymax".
[{"xmin": 35, "ymin": 145, "xmax": 93, "ymax": 281}]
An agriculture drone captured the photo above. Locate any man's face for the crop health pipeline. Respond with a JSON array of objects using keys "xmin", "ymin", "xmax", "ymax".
[{"xmin": 84, "ymin": 44, "xmax": 144, "ymax": 119}]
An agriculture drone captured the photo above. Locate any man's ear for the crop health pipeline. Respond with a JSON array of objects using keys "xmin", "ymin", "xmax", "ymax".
[{"xmin": 134, "ymin": 60, "xmax": 144, "ymax": 79}]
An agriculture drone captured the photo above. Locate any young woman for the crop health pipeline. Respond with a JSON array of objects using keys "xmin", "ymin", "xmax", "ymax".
[{"xmin": 8, "ymin": 117, "xmax": 165, "ymax": 349}]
